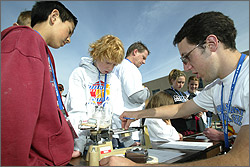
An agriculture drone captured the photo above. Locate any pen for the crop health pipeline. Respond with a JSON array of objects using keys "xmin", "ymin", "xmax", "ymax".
[{"xmin": 123, "ymin": 117, "xmax": 136, "ymax": 120}]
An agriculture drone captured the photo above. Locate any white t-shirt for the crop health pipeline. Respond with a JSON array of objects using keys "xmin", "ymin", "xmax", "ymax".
[
  {"xmin": 113, "ymin": 59, "xmax": 146, "ymax": 110},
  {"xmin": 144, "ymin": 118, "xmax": 180, "ymax": 142},
  {"xmin": 113, "ymin": 59, "xmax": 149, "ymax": 140},
  {"xmin": 194, "ymin": 56, "xmax": 249, "ymax": 136}
]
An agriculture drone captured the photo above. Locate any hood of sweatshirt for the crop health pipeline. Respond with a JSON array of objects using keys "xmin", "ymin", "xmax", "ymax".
[
  {"xmin": 79, "ymin": 57, "xmax": 98, "ymax": 73},
  {"xmin": 1, "ymin": 26, "xmax": 49, "ymax": 56},
  {"xmin": 79, "ymin": 57, "xmax": 113, "ymax": 79}
]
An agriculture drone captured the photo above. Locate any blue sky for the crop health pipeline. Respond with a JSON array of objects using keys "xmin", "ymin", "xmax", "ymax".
[{"xmin": 1, "ymin": 1, "xmax": 249, "ymax": 93}]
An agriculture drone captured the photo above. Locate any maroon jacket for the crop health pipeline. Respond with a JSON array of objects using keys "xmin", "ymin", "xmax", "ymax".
[{"xmin": 1, "ymin": 26, "xmax": 74, "ymax": 166}]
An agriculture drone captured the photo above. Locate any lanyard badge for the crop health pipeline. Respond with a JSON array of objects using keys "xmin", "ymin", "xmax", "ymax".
[{"xmin": 171, "ymin": 86, "xmax": 187, "ymax": 102}]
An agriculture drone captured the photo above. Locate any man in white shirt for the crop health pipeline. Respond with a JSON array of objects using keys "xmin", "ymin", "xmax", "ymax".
[
  {"xmin": 100, "ymin": 11, "xmax": 249, "ymax": 166},
  {"xmin": 113, "ymin": 41, "xmax": 150, "ymax": 145}
]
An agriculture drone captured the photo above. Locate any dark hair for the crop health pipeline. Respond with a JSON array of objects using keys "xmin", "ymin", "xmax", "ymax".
[
  {"xmin": 125, "ymin": 41, "xmax": 150, "ymax": 58},
  {"xmin": 17, "ymin": 10, "xmax": 31, "ymax": 26},
  {"xmin": 31, "ymin": 1, "xmax": 78, "ymax": 28},
  {"xmin": 173, "ymin": 11, "xmax": 237, "ymax": 50}
]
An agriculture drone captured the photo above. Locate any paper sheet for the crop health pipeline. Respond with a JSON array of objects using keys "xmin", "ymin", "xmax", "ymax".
[
  {"xmin": 158, "ymin": 141, "xmax": 213, "ymax": 150},
  {"xmin": 147, "ymin": 149, "xmax": 185, "ymax": 163}
]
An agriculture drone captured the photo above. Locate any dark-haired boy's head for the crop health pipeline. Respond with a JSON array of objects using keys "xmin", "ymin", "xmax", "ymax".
[
  {"xmin": 31, "ymin": 1, "xmax": 78, "ymax": 28},
  {"xmin": 31, "ymin": 1, "xmax": 78, "ymax": 49}
]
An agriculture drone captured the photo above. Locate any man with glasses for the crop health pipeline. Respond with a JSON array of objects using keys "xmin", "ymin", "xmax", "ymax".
[{"xmin": 100, "ymin": 11, "xmax": 249, "ymax": 166}]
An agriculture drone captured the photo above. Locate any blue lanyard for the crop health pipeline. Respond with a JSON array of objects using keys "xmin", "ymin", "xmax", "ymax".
[
  {"xmin": 34, "ymin": 30, "xmax": 65, "ymax": 112},
  {"xmin": 171, "ymin": 86, "xmax": 186, "ymax": 102},
  {"xmin": 34, "ymin": 30, "xmax": 78, "ymax": 138},
  {"xmin": 48, "ymin": 55, "xmax": 64, "ymax": 111},
  {"xmin": 221, "ymin": 53, "xmax": 246, "ymax": 148},
  {"xmin": 48, "ymin": 55, "xmax": 78, "ymax": 138},
  {"xmin": 98, "ymin": 72, "xmax": 107, "ymax": 107}
]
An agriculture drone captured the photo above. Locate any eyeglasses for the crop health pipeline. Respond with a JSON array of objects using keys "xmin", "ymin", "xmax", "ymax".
[{"xmin": 180, "ymin": 42, "xmax": 203, "ymax": 64}]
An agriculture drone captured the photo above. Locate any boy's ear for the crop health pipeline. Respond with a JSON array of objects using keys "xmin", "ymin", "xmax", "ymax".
[{"xmin": 49, "ymin": 9, "xmax": 60, "ymax": 24}]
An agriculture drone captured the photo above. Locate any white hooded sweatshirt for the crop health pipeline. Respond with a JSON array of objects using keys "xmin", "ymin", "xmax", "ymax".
[{"xmin": 65, "ymin": 57, "xmax": 134, "ymax": 153}]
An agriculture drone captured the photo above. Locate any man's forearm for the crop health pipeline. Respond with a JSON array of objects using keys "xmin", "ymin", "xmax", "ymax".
[{"xmin": 137, "ymin": 102, "xmax": 193, "ymax": 120}]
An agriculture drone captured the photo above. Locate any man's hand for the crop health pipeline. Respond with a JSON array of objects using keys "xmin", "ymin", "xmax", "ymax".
[
  {"xmin": 131, "ymin": 141, "xmax": 141, "ymax": 146},
  {"xmin": 203, "ymin": 128, "xmax": 224, "ymax": 141},
  {"xmin": 99, "ymin": 156, "xmax": 141, "ymax": 166},
  {"xmin": 119, "ymin": 111, "xmax": 139, "ymax": 129}
]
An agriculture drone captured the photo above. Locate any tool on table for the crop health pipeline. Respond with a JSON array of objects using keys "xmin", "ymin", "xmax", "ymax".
[
  {"xmin": 125, "ymin": 147, "xmax": 148, "ymax": 163},
  {"xmin": 78, "ymin": 104, "xmax": 157, "ymax": 166},
  {"xmin": 79, "ymin": 118, "xmax": 138, "ymax": 165},
  {"xmin": 79, "ymin": 122, "xmax": 158, "ymax": 165}
]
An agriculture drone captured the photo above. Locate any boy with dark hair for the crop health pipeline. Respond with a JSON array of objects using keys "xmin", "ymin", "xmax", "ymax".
[
  {"xmin": 1, "ymin": 1, "xmax": 78, "ymax": 166},
  {"xmin": 31, "ymin": 1, "xmax": 77, "ymax": 28}
]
